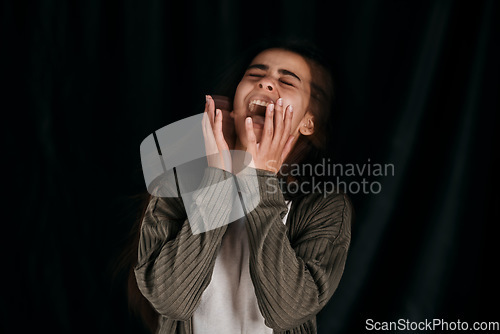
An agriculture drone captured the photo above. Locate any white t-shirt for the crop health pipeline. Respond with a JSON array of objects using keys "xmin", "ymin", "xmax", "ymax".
[{"xmin": 192, "ymin": 200, "xmax": 292, "ymax": 334}]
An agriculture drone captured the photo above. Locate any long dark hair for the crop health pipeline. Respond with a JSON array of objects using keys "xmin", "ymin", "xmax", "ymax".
[{"xmin": 119, "ymin": 37, "xmax": 336, "ymax": 332}]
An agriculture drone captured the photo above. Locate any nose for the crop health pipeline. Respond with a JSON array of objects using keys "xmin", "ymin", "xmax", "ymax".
[
  {"xmin": 258, "ymin": 83, "xmax": 273, "ymax": 91},
  {"xmin": 257, "ymin": 78, "xmax": 274, "ymax": 91}
]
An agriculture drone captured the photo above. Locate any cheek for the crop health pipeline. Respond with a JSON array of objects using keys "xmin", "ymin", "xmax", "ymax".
[
  {"xmin": 285, "ymin": 102, "xmax": 306, "ymax": 133},
  {"xmin": 290, "ymin": 117, "xmax": 302, "ymax": 135},
  {"xmin": 290, "ymin": 94, "xmax": 310, "ymax": 131},
  {"xmin": 233, "ymin": 82, "xmax": 248, "ymax": 111},
  {"xmin": 232, "ymin": 112, "xmax": 248, "ymax": 139}
]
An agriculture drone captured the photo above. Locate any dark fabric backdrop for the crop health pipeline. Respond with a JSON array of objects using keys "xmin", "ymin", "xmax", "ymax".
[{"xmin": 2, "ymin": 0, "xmax": 498, "ymax": 333}]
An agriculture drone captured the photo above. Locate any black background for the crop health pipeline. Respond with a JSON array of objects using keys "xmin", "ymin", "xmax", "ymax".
[{"xmin": 2, "ymin": 0, "xmax": 499, "ymax": 333}]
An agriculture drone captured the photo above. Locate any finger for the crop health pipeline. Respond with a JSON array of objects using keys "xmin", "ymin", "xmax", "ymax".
[
  {"xmin": 245, "ymin": 117, "xmax": 257, "ymax": 157},
  {"xmin": 205, "ymin": 95, "xmax": 215, "ymax": 129},
  {"xmin": 259, "ymin": 102, "xmax": 275, "ymax": 150},
  {"xmin": 202, "ymin": 110, "xmax": 218, "ymax": 156},
  {"xmin": 279, "ymin": 105, "xmax": 293, "ymax": 149},
  {"xmin": 213, "ymin": 109, "xmax": 229, "ymax": 151},
  {"xmin": 202, "ymin": 109, "xmax": 208, "ymax": 138},
  {"xmin": 214, "ymin": 109, "xmax": 230, "ymax": 169},
  {"xmin": 213, "ymin": 108, "xmax": 222, "ymax": 137},
  {"xmin": 273, "ymin": 98, "xmax": 285, "ymax": 148},
  {"xmin": 202, "ymin": 109, "xmax": 211, "ymax": 137}
]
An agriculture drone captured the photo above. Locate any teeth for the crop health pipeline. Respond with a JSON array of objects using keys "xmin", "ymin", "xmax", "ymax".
[
  {"xmin": 249, "ymin": 99, "xmax": 271, "ymax": 112},
  {"xmin": 252, "ymin": 99, "xmax": 270, "ymax": 107}
]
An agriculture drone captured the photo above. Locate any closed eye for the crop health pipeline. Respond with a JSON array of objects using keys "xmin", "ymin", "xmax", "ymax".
[{"xmin": 280, "ymin": 79, "xmax": 294, "ymax": 87}]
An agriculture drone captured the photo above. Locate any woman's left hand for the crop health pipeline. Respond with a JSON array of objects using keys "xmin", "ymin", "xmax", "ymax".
[
  {"xmin": 245, "ymin": 98, "xmax": 296, "ymax": 174},
  {"xmin": 202, "ymin": 95, "xmax": 232, "ymax": 173}
]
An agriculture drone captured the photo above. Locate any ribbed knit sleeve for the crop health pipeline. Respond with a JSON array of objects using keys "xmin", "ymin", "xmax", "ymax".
[
  {"xmin": 237, "ymin": 168, "xmax": 352, "ymax": 332},
  {"xmin": 134, "ymin": 167, "xmax": 234, "ymax": 321}
]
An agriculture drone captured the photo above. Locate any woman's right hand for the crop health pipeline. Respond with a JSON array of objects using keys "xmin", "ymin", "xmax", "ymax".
[{"xmin": 202, "ymin": 95, "xmax": 232, "ymax": 173}]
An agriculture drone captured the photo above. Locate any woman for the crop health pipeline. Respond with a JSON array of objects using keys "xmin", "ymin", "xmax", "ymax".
[{"xmin": 128, "ymin": 38, "xmax": 352, "ymax": 333}]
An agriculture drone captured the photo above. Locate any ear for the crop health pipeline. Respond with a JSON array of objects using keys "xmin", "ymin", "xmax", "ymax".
[{"xmin": 299, "ymin": 112, "xmax": 315, "ymax": 136}]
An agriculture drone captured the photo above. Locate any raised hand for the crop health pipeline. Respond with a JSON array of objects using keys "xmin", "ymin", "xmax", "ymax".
[
  {"xmin": 245, "ymin": 98, "xmax": 296, "ymax": 174},
  {"xmin": 202, "ymin": 95, "xmax": 232, "ymax": 173}
]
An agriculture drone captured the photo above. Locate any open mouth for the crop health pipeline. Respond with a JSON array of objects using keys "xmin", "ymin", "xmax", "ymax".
[
  {"xmin": 248, "ymin": 99, "xmax": 271, "ymax": 113},
  {"xmin": 248, "ymin": 99, "xmax": 271, "ymax": 128}
]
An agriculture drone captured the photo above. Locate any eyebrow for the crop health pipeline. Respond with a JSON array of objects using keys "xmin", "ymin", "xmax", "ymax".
[{"xmin": 247, "ymin": 64, "xmax": 302, "ymax": 82}]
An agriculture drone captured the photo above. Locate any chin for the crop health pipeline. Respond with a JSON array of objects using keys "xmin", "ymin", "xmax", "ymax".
[{"xmin": 236, "ymin": 129, "xmax": 263, "ymax": 147}]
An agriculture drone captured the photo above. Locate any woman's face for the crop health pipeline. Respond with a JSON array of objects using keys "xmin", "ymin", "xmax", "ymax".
[{"xmin": 231, "ymin": 48, "xmax": 313, "ymax": 149}]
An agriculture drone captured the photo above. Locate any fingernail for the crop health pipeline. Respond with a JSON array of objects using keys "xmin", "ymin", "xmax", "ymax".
[
  {"xmin": 246, "ymin": 117, "xmax": 252, "ymax": 124},
  {"xmin": 216, "ymin": 109, "xmax": 220, "ymax": 116},
  {"xmin": 269, "ymin": 103, "xmax": 274, "ymax": 112},
  {"xmin": 288, "ymin": 105, "xmax": 293, "ymax": 113},
  {"xmin": 277, "ymin": 98, "xmax": 283, "ymax": 106},
  {"xmin": 205, "ymin": 95, "xmax": 209, "ymax": 102}
]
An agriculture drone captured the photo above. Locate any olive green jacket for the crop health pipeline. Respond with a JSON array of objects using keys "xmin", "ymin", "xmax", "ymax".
[{"xmin": 134, "ymin": 167, "xmax": 352, "ymax": 333}]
